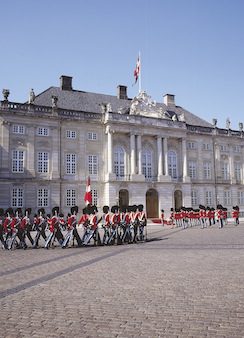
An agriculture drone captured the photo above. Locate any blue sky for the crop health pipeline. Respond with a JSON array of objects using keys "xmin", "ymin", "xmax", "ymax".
[{"xmin": 1, "ymin": 0, "xmax": 244, "ymax": 129}]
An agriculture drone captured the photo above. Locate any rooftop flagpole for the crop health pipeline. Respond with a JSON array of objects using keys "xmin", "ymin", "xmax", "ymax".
[{"xmin": 138, "ymin": 51, "xmax": 141, "ymax": 93}]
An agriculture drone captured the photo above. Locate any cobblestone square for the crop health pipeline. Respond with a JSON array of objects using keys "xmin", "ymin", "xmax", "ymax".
[{"xmin": 1, "ymin": 223, "xmax": 244, "ymax": 337}]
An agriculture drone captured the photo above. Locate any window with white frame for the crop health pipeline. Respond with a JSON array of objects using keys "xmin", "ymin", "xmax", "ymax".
[
  {"xmin": 37, "ymin": 152, "xmax": 49, "ymax": 173},
  {"xmin": 66, "ymin": 189, "xmax": 76, "ymax": 207},
  {"xmin": 203, "ymin": 162, "xmax": 212, "ymax": 179},
  {"xmin": 188, "ymin": 161, "xmax": 197, "ymax": 179},
  {"xmin": 114, "ymin": 146, "xmax": 125, "ymax": 179},
  {"xmin": 191, "ymin": 190, "xmax": 198, "ymax": 206},
  {"xmin": 12, "ymin": 124, "xmax": 25, "ymax": 134},
  {"xmin": 12, "ymin": 150, "xmax": 24, "ymax": 173},
  {"xmin": 11, "ymin": 187, "xmax": 23, "ymax": 207},
  {"xmin": 187, "ymin": 141, "xmax": 196, "ymax": 150},
  {"xmin": 37, "ymin": 188, "xmax": 49, "ymax": 207},
  {"xmin": 168, "ymin": 151, "xmax": 177, "ymax": 178},
  {"xmin": 88, "ymin": 155, "xmax": 98, "ymax": 177},
  {"xmin": 233, "ymin": 145, "xmax": 241, "ymax": 153},
  {"xmin": 220, "ymin": 144, "xmax": 228, "ymax": 152},
  {"xmin": 91, "ymin": 189, "xmax": 98, "ymax": 206},
  {"xmin": 234, "ymin": 163, "xmax": 241, "ymax": 181},
  {"xmin": 66, "ymin": 153, "xmax": 76, "ymax": 175},
  {"xmin": 238, "ymin": 191, "xmax": 244, "ymax": 205},
  {"xmin": 205, "ymin": 191, "xmax": 213, "ymax": 206},
  {"xmin": 224, "ymin": 190, "xmax": 231, "ymax": 205},
  {"xmin": 221, "ymin": 162, "xmax": 229, "ymax": 180},
  {"xmin": 87, "ymin": 132, "xmax": 97, "ymax": 141},
  {"xmin": 203, "ymin": 143, "xmax": 212, "ymax": 151},
  {"xmin": 66, "ymin": 130, "xmax": 76, "ymax": 139},
  {"xmin": 142, "ymin": 149, "xmax": 152, "ymax": 180},
  {"xmin": 37, "ymin": 127, "xmax": 49, "ymax": 136}
]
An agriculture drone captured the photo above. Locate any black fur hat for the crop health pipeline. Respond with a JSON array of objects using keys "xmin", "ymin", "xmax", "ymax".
[
  {"xmin": 5, "ymin": 207, "xmax": 14, "ymax": 216},
  {"xmin": 25, "ymin": 208, "xmax": 32, "ymax": 216},
  {"xmin": 71, "ymin": 206, "xmax": 78, "ymax": 215},
  {"xmin": 111, "ymin": 205, "xmax": 119, "ymax": 213},
  {"xmin": 38, "ymin": 208, "xmax": 45, "ymax": 215},
  {"xmin": 137, "ymin": 204, "xmax": 144, "ymax": 212},
  {"xmin": 0, "ymin": 208, "xmax": 4, "ymax": 216},
  {"xmin": 103, "ymin": 205, "xmax": 110, "ymax": 213},
  {"xmin": 52, "ymin": 206, "xmax": 59, "ymax": 216}
]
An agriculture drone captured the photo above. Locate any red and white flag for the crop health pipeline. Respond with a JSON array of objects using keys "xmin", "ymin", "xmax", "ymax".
[
  {"xmin": 134, "ymin": 55, "xmax": 140, "ymax": 84},
  {"xmin": 84, "ymin": 176, "xmax": 92, "ymax": 206}
]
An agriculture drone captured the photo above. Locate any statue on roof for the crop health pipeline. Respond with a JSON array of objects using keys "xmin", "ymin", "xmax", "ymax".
[
  {"xmin": 226, "ymin": 118, "xmax": 231, "ymax": 129},
  {"xmin": 28, "ymin": 88, "xmax": 35, "ymax": 104}
]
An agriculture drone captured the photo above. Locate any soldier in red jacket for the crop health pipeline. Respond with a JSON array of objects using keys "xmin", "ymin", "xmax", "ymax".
[{"xmin": 232, "ymin": 206, "xmax": 240, "ymax": 225}]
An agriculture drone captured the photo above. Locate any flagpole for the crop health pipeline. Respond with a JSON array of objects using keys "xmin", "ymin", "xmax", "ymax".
[{"xmin": 139, "ymin": 51, "xmax": 141, "ymax": 93}]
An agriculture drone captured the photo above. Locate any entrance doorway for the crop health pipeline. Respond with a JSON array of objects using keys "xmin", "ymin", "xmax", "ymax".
[
  {"xmin": 174, "ymin": 190, "xmax": 182, "ymax": 210},
  {"xmin": 119, "ymin": 189, "xmax": 129, "ymax": 208},
  {"xmin": 146, "ymin": 189, "xmax": 158, "ymax": 218}
]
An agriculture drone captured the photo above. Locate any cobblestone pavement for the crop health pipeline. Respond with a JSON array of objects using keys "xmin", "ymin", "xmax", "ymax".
[{"xmin": 1, "ymin": 223, "xmax": 244, "ymax": 338}]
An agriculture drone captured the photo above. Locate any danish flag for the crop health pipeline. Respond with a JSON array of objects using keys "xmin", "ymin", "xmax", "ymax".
[
  {"xmin": 134, "ymin": 56, "xmax": 140, "ymax": 84},
  {"xmin": 84, "ymin": 176, "xmax": 92, "ymax": 206}
]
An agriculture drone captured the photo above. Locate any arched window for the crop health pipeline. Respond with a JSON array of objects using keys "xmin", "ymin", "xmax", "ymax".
[
  {"xmin": 142, "ymin": 148, "xmax": 152, "ymax": 180},
  {"xmin": 168, "ymin": 150, "xmax": 177, "ymax": 178},
  {"xmin": 114, "ymin": 146, "xmax": 125, "ymax": 179}
]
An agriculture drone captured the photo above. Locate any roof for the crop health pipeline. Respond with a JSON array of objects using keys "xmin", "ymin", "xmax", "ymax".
[{"xmin": 33, "ymin": 86, "xmax": 212, "ymax": 128}]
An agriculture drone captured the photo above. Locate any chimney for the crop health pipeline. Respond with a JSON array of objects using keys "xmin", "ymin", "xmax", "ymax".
[
  {"xmin": 60, "ymin": 75, "xmax": 73, "ymax": 91},
  {"xmin": 117, "ymin": 85, "xmax": 128, "ymax": 99},
  {"xmin": 163, "ymin": 94, "xmax": 175, "ymax": 106}
]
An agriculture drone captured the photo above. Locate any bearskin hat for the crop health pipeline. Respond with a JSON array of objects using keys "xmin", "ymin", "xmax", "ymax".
[
  {"xmin": 5, "ymin": 207, "xmax": 14, "ymax": 216},
  {"xmin": 38, "ymin": 208, "xmax": 45, "ymax": 216},
  {"xmin": 161, "ymin": 209, "xmax": 164, "ymax": 213},
  {"xmin": 137, "ymin": 204, "xmax": 144, "ymax": 212},
  {"xmin": 52, "ymin": 206, "xmax": 59, "ymax": 216},
  {"xmin": 71, "ymin": 206, "xmax": 78, "ymax": 215},
  {"xmin": 111, "ymin": 205, "xmax": 119, "ymax": 213},
  {"xmin": 15, "ymin": 208, "xmax": 23, "ymax": 217},
  {"xmin": 217, "ymin": 204, "xmax": 223, "ymax": 210},
  {"xmin": 199, "ymin": 204, "xmax": 206, "ymax": 210},
  {"xmin": 103, "ymin": 205, "xmax": 110, "ymax": 213},
  {"xmin": 25, "ymin": 208, "xmax": 32, "ymax": 216},
  {"xmin": 0, "ymin": 208, "xmax": 4, "ymax": 216}
]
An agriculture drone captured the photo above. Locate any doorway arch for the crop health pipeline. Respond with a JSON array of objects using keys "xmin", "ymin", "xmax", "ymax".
[
  {"xmin": 119, "ymin": 189, "xmax": 129, "ymax": 208},
  {"xmin": 146, "ymin": 189, "xmax": 158, "ymax": 218},
  {"xmin": 174, "ymin": 190, "xmax": 182, "ymax": 210}
]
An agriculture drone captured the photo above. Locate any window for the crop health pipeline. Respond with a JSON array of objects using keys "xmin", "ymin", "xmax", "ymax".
[
  {"xmin": 188, "ymin": 161, "xmax": 197, "ymax": 179},
  {"xmin": 37, "ymin": 188, "xmax": 49, "ymax": 207},
  {"xmin": 203, "ymin": 143, "xmax": 212, "ymax": 151},
  {"xmin": 142, "ymin": 149, "xmax": 152, "ymax": 180},
  {"xmin": 88, "ymin": 155, "xmax": 98, "ymax": 177},
  {"xmin": 66, "ymin": 189, "xmax": 76, "ymax": 207},
  {"xmin": 203, "ymin": 162, "xmax": 212, "ymax": 179},
  {"xmin": 37, "ymin": 152, "xmax": 49, "ymax": 173},
  {"xmin": 191, "ymin": 190, "xmax": 198, "ymax": 206},
  {"xmin": 221, "ymin": 162, "xmax": 229, "ymax": 180},
  {"xmin": 224, "ymin": 191, "xmax": 231, "ymax": 205},
  {"xmin": 87, "ymin": 132, "xmax": 97, "ymax": 140},
  {"xmin": 238, "ymin": 191, "xmax": 244, "ymax": 205},
  {"xmin": 114, "ymin": 146, "xmax": 125, "ymax": 179},
  {"xmin": 12, "ymin": 187, "xmax": 23, "ymax": 207},
  {"xmin": 66, "ymin": 130, "xmax": 76, "ymax": 139},
  {"xmin": 233, "ymin": 145, "xmax": 241, "ymax": 153},
  {"xmin": 12, "ymin": 124, "xmax": 24, "ymax": 134},
  {"xmin": 168, "ymin": 151, "xmax": 177, "ymax": 178},
  {"xmin": 205, "ymin": 191, "xmax": 212, "ymax": 206},
  {"xmin": 66, "ymin": 153, "xmax": 76, "ymax": 175},
  {"xmin": 187, "ymin": 142, "xmax": 196, "ymax": 150},
  {"xmin": 92, "ymin": 189, "xmax": 98, "ymax": 206},
  {"xmin": 234, "ymin": 163, "xmax": 241, "ymax": 181},
  {"xmin": 220, "ymin": 144, "xmax": 228, "ymax": 152},
  {"xmin": 12, "ymin": 150, "xmax": 24, "ymax": 173},
  {"xmin": 37, "ymin": 127, "xmax": 49, "ymax": 136}
]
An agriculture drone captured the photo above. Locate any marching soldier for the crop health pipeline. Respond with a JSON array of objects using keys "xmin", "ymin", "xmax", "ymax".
[
  {"xmin": 108, "ymin": 205, "xmax": 120, "ymax": 245},
  {"xmin": 161, "ymin": 209, "xmax": 164, "ymax": 226},
  {"xmin": 33, "ymin": 208, "xmax": 47, "ymax": 248},
  {"xmin": 232, "ymin": 206, "xmax": 240, "ymax": 225},
  {"xmin": 24, "ymin": 208, "xmax": 34, "ymax": 246},
  {"xmin": 216, "ymin": 204, "xmax": 224, "ymax": 228},
  {"xmin": 101, "ymin": 205, "xmax": 111, "ymax": 245},
  {"xmin": 0, "ymin": 208, "xmax": 7, "ymax": 249},
  {"xmin": 137, "ymin": 204, "xmax": 147, "ymax": 241}
]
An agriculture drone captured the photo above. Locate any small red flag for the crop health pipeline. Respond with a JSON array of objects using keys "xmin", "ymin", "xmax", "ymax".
[{"xmin": 84, "ymin": 176, "xmax": 92, "ymax": 206}]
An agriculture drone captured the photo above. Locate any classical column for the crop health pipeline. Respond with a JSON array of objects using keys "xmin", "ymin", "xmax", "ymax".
[
  {"xmin": 157, "ymin": 136, "xmax": 163, "ymax": 176},
  {"xmin": 229, "ymin": 146, "xmax": 235, "ymax": 183},
  {"xmin": 107, "ymin": 126, "xmax": 113, "ymax": 174},
  {"xmin": 182, "ymin": 138, "xmax": 190, "ymax": 182},
  {"xmin": 163, "ymin": 137, "xmax": 168, "ymax": 176},
  {"xmin": 27, "ymin": 126, "xmax": 35, "ymax": 176},
  {"xmin": 137, "ymin": 134, "xmax": 142, "ymax": 175},
  {"xmin": 1, "ymin": 121, "xmax": 10, "ymax": 174},
  {"xmin": 130, "ymin": 133, "xmax": 136, "ymax": 175}
]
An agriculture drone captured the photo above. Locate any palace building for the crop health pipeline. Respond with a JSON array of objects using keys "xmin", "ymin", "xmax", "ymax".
[{"xmin": 0, "ymin": 75, "xmax": 244, "ymax": 218}]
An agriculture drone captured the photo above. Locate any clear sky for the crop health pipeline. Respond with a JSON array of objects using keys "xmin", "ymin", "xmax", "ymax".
[{"xmin": 1, "ymin": 0, "xmax": 244, "ymax": 129}]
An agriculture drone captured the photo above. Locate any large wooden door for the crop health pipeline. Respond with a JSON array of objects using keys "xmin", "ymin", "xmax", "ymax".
[
  {"xmin": 174, "ymin": 190, "xmax": 182, "ymax": 210},
  {"xmin": 119, "ymin": 189, "xmax": 129, "ymax": 208},
  {"xmin": 146, "ymin": 189, "xmax": 158, "ymax": 218}
]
